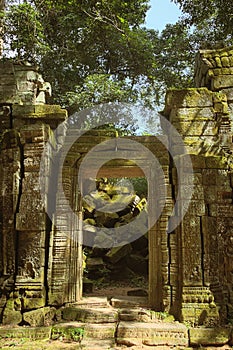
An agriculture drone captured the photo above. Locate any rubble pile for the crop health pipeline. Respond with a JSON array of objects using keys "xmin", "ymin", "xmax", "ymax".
[{"xmin": 82, "ymin": 178, "xmax": 149, "ymax": 283}]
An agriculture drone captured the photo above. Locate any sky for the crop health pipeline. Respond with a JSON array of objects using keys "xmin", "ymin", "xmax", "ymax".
[{"xmin": 146, "ymin": 0, "xmax": 182, "ymax": 31}]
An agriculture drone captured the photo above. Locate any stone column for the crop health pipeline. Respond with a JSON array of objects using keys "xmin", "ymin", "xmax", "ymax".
[{"xmin": 162, "ymin": 87, "xmax": 226, "ymax": 325}]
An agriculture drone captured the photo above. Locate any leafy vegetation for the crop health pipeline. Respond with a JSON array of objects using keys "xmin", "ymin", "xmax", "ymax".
[
  {"xmin": 52, "ymin": 326, "xmax": 84, "ymax": 342},
  {"xmin": 0, "ymin": 0, "xmax": 232, "ymax": 131},
  {"xmin": 172, "ymin": 0, "xmax": 233, "ymax": 42}
]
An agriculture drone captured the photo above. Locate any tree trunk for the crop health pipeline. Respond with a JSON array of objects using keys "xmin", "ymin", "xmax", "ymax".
[{"xmin": 0, "ymin": 0, "xmax": 5, "ymax": 58}]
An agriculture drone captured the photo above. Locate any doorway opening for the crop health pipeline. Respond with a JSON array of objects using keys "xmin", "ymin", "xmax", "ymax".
[{"xmin": 81, "ymin": 175, "xmax": 149, "ymax": 298}]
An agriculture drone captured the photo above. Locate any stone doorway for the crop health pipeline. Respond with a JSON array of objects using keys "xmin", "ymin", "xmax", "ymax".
[
  {"xmin": 48, "ymin": 131, "xmax": 171, "ymax": 311},
  {"xmin": 69, "ymin": 132, "xmax": 171, "ymax": 310}
]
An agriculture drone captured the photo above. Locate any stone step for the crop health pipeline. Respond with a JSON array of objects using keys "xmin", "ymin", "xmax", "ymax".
[
  {"xmin": 118, "ymin": 308, "xmax": 175, "ymax": 323},
  {"xmin": 52, "ymin": 322, "xmax": 116, "ymax": 341},
  {"xmin": 0, "ymin": 325, "xmax": 51, "ymax": 340},
  {"xmin": 110, "ymin": 296, "xmax": 148, "ymax": 308},
  {"xmin": 68, "ymin": 296, "xmax": 110, "ymax": 308},
  {"xmin": 62, "ymin": 306, "xmax": 118, "ymax": 323},
  {"xmin": 116, "ymin": 321, "xmax": 189, "ymax": 347},
  {"xmin": 189, "ymin": 327, "xmax": 232, "ymax": 346},
  {"xmin": 1, "ymin": 322, "xmax": 232, "ymax": 348}
]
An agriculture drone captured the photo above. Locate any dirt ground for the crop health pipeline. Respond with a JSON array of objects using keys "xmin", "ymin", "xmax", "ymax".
[
  {"xmin": 0, "ymin": 338, "xmax": 232, "ymax": 350},
  {"xmin": 84, "ymin": 277, "xmax": 149, "ymax": 298}
]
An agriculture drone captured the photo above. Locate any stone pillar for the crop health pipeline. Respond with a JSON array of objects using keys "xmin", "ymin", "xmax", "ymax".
[
  {"xmin": 162, "ymin": 87, "xmax": 232, "ymax": 325},
  {"xmin": 0, "ymin": 97, "xmax": 67, "ymax": 324}
]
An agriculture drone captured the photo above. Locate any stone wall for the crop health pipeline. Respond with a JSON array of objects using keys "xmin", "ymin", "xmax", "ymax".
[
  {"xmin": 0, "ymin": 61, "xmax": 51, "ymax": 107},
  {"xmin": 195, "ymin": 46, "xmax": 233, "ymax": 131},
  {"xmin": 162, "ymin": 48, "xmax": 233, "ymax": 324},
  {"xmin": 0, "ymin": 64, "xmax": 67, "ymax": 324}
]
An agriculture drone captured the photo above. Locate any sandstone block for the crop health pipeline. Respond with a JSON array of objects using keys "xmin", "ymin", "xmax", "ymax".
[
  {"xmin": 177, "ymin": 154, "xmax": 206, "ymax": 169},
  {"xmin": 23, "ymin": 306, "xmax": 55, "ymax": 327},
  {"xmin": 83, "ymin": 323, "xmax": 116, "ymax": 340},
  {"xmin": 2, "ymin": 308, "xmax": 22, "ymax": 325},
  {"xmin": 62, "ymin": 307, "xmax": 118, "ymax": 323},
  {"xmin": 117, "ymin": 321, "xmax": 188, "ymax": 346},
  {"xmin": 105, "ymin": 243, "xmax": 132, "ymax": 264},
  {"xmin": 214, "ymin": 101, "xmax": 229, "ymax": 114},
  {"xmin": 169, "ymin": 107, "xmax": 215, "ymax": 122},
  {"xmin": 189, "ymin": 327, "xmax": 230, "ymax": 346},
  {"xmin": 23, "ymin": 297, "xmax": 46, "ymax": 310},
  {"xmin": 172, "ymin": 120, "xmax": 218, "ymax": 136},
  {"xmin": 221, "ymin": 88, "xmax": 233, "ymax": 102},
  {"xmin": 0, "ymin": 326, "xmax": 51, "ymax": 340},
  {"xmin": 110, "ymin": 296, "xmax": 148, "ymax": 308},
  {"xmin": 211, "ymin": 75, "xmax": 233, "ymax": 90}
]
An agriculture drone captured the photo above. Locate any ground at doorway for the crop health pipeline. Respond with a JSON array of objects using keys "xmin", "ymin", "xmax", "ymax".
[
  {"xmin": 0, "ymin": 338, "xmax": 233, "ymax": 350},
  {"xmin": 85, "ymin": 278, "xmax": 148, "ymax": 298}
]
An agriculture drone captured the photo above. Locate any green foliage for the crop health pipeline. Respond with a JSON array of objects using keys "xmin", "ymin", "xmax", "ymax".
[
  {"xmin": 66, "ymin": 74, "xmax": 137, "ymax": 114},
  {"xmin": 2, "ymin": 0, "xmax": 231, "ymax": 133},
  {"xmin": 172, "ymin": 0, "xmax": 233, "ymax": 43},
  {"xmin": 52, "ymin": 326, "xmax": 84, "ymax": 342},
  {"xmin": 130, "ymin": 177, "xmax": 148, "ymax": 197},
  {"xmin": 4, "ymin": 2, "xmax": 49, "ymax": 60},
  {"xmin": 2, "ymin": 0, "xmax": 161, "ymax": 119},
  {"xmin": 154, "ymin": 22, "xmax": 195, "ymax": 90}
]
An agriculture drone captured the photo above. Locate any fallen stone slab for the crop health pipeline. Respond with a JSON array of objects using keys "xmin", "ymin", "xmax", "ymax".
[
  {"xmin": 110, "ymin": 296, "xmax": 148, "ymax": 308},
  {"xmin": 62, "ymin": 306, "xmax": 118, "ymax": 323},
  {"xmin": 119, "ymin": 308, "xmax": 152, "ymax": 322},
  {"xmin": 118, "ymin": 309, "xmax": 175, "ymax": 323},
  {"xmin": 105, "ymin": 243, "xmax": 132, "ymax": 264},
  {"xmin": 23, "ymin": 306, "xmax": 56, "ymax": 327},
  {"xmin": 189, "ymin": 327, "xmax": 231, "ymax": 346},
  {"xmin": 71, "ymin": 296, "xmax": 109, "ymax": 308},
  {"xmin": 117, "ymin": 321, "xmax": 189, "ymax": 347}
]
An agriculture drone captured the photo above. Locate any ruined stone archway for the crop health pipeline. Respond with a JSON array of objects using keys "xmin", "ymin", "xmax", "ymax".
[
  {"xmin": 1, "ymin": 49, "xmax": 233, "ymax": 327},
  {"xmin": 48, "ymin": 130, "xmax": 172, "ymax": 310}
]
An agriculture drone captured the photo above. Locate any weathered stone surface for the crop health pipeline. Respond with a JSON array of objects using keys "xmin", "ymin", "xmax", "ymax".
[
  {"xmin": 52, "ymin": 322, "xmax": 115, "ymax": 341},
  {"xmin": 164, "ymin": 88, "xmax": 213, "ymax": 116},
  {"xmin": 23, "ymin": 307, "xmax": 56, "ymax": 326},
  {"xmin": 212, "ymin": 75, "xmax": 233, "ymax": 90},
  {"xmin": 0, "ymin": 326, "xmax": 52, "ymax": 340},
  {"xmin": 119, "ymin": 308, "xmax": 151, "ymax": 322},
  {"xmin": 75, "ymin": 296, "xmax": 109, "ymax": 308},
  {"xmin": 110, "ymin": 296, "xmax": 148, "ymax": 308},
  {"xmin": 117, "ymin": 322, "xmax": 188, "ymax": 346},
  {"xmin": 105, "ymin": 243, "xmax": 132, "ymax": 264},
  {"xmin": 80, "ymin": 339, "xmax": 115, "ymax": 349},
  {"xmin": 2, "ymin": 308, "xmax": 22, "ymax": 325},
  {"xmin": 169, "ymin": 107, "xmax": 215, "ymax": 122},
  {"xmin": 189, "ymin": 327, "xmax": 231, "ymax": 346},
  {"xmin": 62, "ymin": 307, "xmax": 118, "ymax": 323},
  {"xmin": 0, "ymin": 62, "xmax": 51, "ymax": 105}
]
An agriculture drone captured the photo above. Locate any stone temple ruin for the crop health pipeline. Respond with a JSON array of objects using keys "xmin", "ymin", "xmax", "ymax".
[{"xmin": 0, "ymin": 47, "xmax": 233, "ymax": 335}]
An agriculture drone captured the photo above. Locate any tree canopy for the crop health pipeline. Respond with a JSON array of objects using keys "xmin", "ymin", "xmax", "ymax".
[
  {"xmin": 1, "ymin": 0, "xmax": 232, "ymax": 131},
  {"xmin": 172, "ymin": 0, "xmax": 233, "ymax": 43}
]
